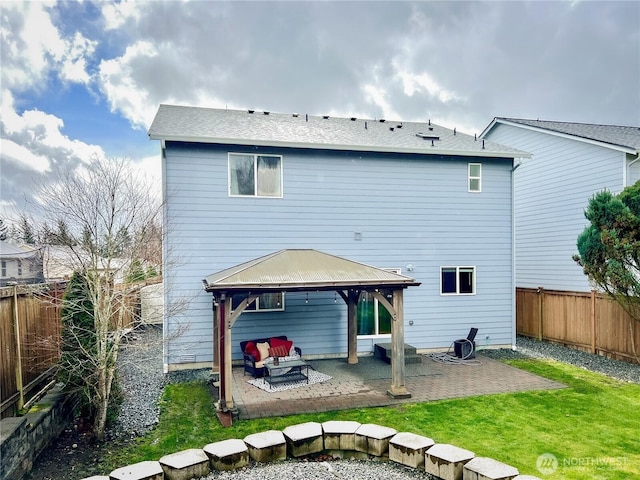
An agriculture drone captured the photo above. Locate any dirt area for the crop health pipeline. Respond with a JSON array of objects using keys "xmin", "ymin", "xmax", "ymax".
[{"xmin": 25, "ymin": 417, "xmax": 124, "ymax": 480}]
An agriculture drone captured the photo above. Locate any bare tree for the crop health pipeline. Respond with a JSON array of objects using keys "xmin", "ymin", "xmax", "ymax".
[{"xmin": 32, "ymin": 157, "xmax": 163, "ymax": 440}]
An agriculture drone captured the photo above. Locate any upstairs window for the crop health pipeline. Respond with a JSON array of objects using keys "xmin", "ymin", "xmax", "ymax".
[
  {"xmin": 441, "ymin": 266, "xmax": 475, "ymax": 295},
  {"xmin": 468, "ymin": 163, "xmax": 482, "ymax": 192},
  {"xmin": 229, "ymin": 153, "xmax": 282, "ymax": 197}
]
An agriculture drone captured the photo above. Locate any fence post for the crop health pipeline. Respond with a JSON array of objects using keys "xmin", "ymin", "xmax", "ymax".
[
  {"xmin": 13, "ymin": 285, "xmax": 24, "ymax": 410},
  {"xmin": 537, "ymin": 287, "xmax": 544, "ymax": 341},
  {"xmin": 591, "ymin": 290, "xmax": 597, "ymax": 354}
]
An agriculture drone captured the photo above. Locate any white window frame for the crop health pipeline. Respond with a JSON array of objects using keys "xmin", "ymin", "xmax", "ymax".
[
  {"xmin": 232, "ymin": 292, "xmax": 285, "ymax": 313},
  {"xmin": 228, "ymin": 153, "xmax": 283, "ymax": 198},
  {"xmin": 440, "ymin": 266, "xmax": 476, "ymax": 296},
  {"xmin": 468, "ymin": 163, "xmax": 482, "ymax": 192},
  {"xmin": 357, "ymin": 268, "xmax": 401, "ymax": 338}
]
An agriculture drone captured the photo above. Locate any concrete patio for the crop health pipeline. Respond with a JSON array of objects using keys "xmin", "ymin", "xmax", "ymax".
[{"xmin": 231, "ymin": 354, "xmax": 565, "ymax": 419}]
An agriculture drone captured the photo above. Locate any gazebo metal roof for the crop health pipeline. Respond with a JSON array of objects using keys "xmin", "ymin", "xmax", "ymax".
[{"xmin": 202, "ymin": 249, "xmax": 420, "ymax": 293}]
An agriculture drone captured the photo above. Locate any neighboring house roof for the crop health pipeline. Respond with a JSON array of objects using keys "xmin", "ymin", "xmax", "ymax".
[
  {"xmin": 202, "ymin": 249, "xmax": 420, "ymax": 293},
  {"xmin": 482, "ymin": 117, "xmax": 640, "ymax": 154},
  {"xmin": 149, "ymin": 105, "xmax": 529, "ymax": 159},
  {"xmin": 0, "ymin": 240, "xmax": 40, "ymax": 259}
]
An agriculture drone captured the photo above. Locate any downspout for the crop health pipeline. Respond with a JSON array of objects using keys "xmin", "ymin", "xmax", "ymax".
[{"xmin": 511, "ymin": 160, "xmax": 522, "ymax": 350}]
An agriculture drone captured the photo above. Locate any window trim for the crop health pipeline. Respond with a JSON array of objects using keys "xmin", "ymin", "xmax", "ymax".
[
  {"xmin": 468, "ymin": 163, "xmax": 482, "ymax": 193},
  {"xmin": 228, "ymin": 153, "xmax": 283, "ymax": 198},
  {"xmin": 357, "ymin": 268, "xmax": 401, "ymax": 338},
  {"xmin": 440, "ymin": 266, "xmax": 476, "ymax": 296}
]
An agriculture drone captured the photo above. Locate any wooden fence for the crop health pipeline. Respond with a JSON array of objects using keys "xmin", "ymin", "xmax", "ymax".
[
  {"xmin": 516, "ymin": 287, "xmax": 640, "ymax": 364},
  {"xmin": 0, "ymin": 278, "xmax": 162, "ymax": 418},
  {"xmin": 0, "ymin": 282, "xmax": 66, "ymax": 418}
]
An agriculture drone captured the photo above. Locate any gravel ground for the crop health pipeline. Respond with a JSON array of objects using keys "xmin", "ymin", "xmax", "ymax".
[
  {"xmin": 481, "ymin": 335, "xmax": 640, "ymax": 384},
  {"xmin": 198, "ymin": 458, "xmax": 434, "ymax": 480}
]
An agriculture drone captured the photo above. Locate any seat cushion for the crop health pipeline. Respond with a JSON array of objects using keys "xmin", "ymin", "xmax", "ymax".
[{"xmin": 256, "ymin": 342, "xmax": 270, "ymax": 361}]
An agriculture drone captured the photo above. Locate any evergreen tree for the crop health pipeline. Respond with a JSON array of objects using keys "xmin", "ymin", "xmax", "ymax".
[
  {"xmin": 19, "ymin": 214, "xmax": 36, "ymax": 245},
  {"xmin": 125, "ymin": 258, "xmax": 146, "ymax": 283}
]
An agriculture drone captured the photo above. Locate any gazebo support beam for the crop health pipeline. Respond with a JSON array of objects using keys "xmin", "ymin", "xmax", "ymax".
[
  {"xmin": 388, "ymin": 289, "xmax": 411, "ymax": 399},
  {"xmin": 346, "ymin": 289, "xmax": 360, "ymax": 364}
]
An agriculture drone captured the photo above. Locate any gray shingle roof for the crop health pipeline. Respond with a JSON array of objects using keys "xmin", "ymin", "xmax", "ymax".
[
  {"xmin": 149, "ymin": 105, "xmax": 529, "ymax": 159},
  {"xmin": 495, "ymin": 118, "xmax": 640, "ymax": 152}
]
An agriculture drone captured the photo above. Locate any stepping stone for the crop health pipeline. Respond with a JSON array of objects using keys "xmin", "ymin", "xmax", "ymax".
[
  {"xmin": 109, "ymin": 460, "xmax": 163, "ymax": 480},
  {"xmin": 355, "ymin": 423, "xmax": 397, "ymax": 456},
  {"xmin": 283, "ymin": 422, "xmax": 323, "ymax": 457},
  {"xmin": 243, "ymin": 430, "xmax": 286, "ymax": 463},
  {"xmin": 159, "ymin": 448, "xmax": 209, "ymax": 480},
  {"xmin": 425, "ymin": 443, "xmax": 475, "ymax": 480},
  {"xmin": 463, "ymin": 457, "xmax": 519, "ymax": 480},
  {"xmin": 322, "ymin": 420, "xmax": 361, "ymax": 451},
  {"xmin": 389, "ymin": 432, "xmax": 435, "ymax": 469},
  {"xmin": 204, "ymin": 438, "xmax": 249, "ymax": 471}
]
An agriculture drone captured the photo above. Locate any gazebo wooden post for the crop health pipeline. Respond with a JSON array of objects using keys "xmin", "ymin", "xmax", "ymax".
[
  {"xmin": 223, "ymin": 297, "xmax": 234, "ymax": 409},
  {"xmin": 388, "ymin": 288, "xmax": 410, "ymax": 399},
  {"xmin": 213, "ymin": 297, "xmax": 220, "ymax": 373},
  {"xmin": 347, "ymin": 289, "xmax": 360, "ymax": 364}
]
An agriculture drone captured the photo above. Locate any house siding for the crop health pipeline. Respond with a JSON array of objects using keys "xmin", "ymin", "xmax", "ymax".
[
  {"xmin": 163, "ymin": 142, "xmax": 514, "ymax": 368},
  {"xmin": 484, "ymin": 124, "xmax": 623, "ymax": 292}
]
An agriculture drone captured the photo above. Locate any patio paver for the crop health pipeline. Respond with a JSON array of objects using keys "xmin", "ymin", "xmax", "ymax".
[{"xmin": 231, "ymin": 354, "xmax": 564, "ymax": 420}]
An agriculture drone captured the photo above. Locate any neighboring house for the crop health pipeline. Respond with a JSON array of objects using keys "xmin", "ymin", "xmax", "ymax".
[
  {"xmin": 482, "ymin": 118, "xmax": 640, "ymax": 292},
  {"xmin": 0, "ymin": 240, "xmax": 44, "ymax": 286},
  {"xmin": 42, "ymin": 245, "xmax": 129, "ymax": 284},
  {"xmin": 149, "ymin": 105, "xmax": 528, "ymax": 373}
]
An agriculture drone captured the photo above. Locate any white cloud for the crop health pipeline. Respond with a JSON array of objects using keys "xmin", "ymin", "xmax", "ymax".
[
  {"xmin": 1, "ymin": 138, "xmax": 51, "ymax": 173},
  {"xmin": 98, "ymin": 41, "xmax": 159, "ymax": 128},
  {"xmin": 0, "ymin": 2, "xmax": 95, "ymax": 92},
  {"xmin": 101, "ymin": 0, "xmax": 142, "ymax": 30},
  {"xmin": 60, "ymin": 32, "xmax": 97, "ymax": 85},
  {"xmin": 1, "ymin": 90, "xmax": 105, "ymax": 171}
]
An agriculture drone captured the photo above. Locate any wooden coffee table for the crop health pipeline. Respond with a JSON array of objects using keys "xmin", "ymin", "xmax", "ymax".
[{"xmin": 264, "ymin": 359, "xmax": 310, "ymax": 386}]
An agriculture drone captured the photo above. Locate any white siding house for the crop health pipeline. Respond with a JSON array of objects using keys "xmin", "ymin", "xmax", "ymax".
[
  {"xmin": 149, "ymin": 106, "xmax": 528, "ymax": 372},
  {"xmin": 482, "ymin": 118, "xmax": 640, "ymax": 292}
]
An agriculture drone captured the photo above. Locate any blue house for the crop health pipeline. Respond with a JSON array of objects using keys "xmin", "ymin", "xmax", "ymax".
[
  {"xmin": 149, "ymin": 106, "xmax": 528, "ymax": 377},
  {"xmin": 482, "ymin": 118, "xmax": 640, "ymax": 292}
]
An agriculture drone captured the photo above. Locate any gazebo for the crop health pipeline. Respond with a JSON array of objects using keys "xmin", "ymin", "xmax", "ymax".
[{"xmin": 202, "ymin": 249, "xmax": 421, "ymax": 413}]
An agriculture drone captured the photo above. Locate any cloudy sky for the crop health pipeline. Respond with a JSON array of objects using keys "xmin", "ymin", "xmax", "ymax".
[{"xmin": 1, "ymin": 0, "xmax": 639, "ymax": 219}]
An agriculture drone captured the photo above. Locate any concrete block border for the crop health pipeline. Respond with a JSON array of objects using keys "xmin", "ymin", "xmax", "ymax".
[{"xmin": 80, "ymin": 422, "xmax": 541, "ymax": 480}]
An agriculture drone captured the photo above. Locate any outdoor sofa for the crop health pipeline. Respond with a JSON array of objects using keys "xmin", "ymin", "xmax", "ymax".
[{"xmin": 240, "ymin": 335, "xmax": 302, "ymax": 377}]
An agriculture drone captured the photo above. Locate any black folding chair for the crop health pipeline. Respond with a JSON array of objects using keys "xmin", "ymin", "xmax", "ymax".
[{"xmin": 453, "ymin": 327, "xmax": 478, "ymax": 359}]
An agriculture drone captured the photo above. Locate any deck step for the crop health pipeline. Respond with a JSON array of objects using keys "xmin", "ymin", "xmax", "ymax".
[{"xmin": 374, "ymin": 343, "xmax": 422, "ymax": 364}]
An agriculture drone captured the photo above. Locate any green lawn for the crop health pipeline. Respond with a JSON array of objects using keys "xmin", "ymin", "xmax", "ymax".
[{"xmin": 103, "ymin": 359, "xmax": 639, "ymax": 479}]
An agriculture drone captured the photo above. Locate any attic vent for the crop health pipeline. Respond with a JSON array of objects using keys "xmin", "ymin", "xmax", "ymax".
[
  {"xmin": 263, "ymin": 111, "xmax": 270, "ymax": 115},
  {"xmin": 350, "ymin": 117, "xmax": 357, "ymax": 121},
  {"xmin": 416, "ymin": 133, "xmax": 440, "ymax": 141},
  {"xmin": 323, "ymin": 115, "xmax": 330, "ymax": 119},
  {"xmin": 248, "ymin": 109, "xmax": 255, "ymax": 114},
  {"xmin": 292, "ymin": 113, "xmax": 299, "ymax": 117},
  {"xmin": 379, "ymin": 119, "xmax": 386, "ymax": 123},
  {"xmin": 396, "ymin": 124, "xmax": 403, "ymax": 129}
]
